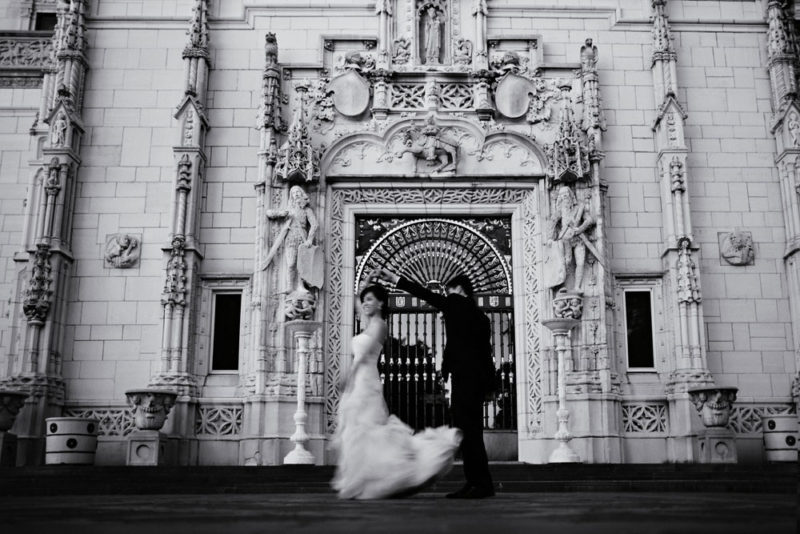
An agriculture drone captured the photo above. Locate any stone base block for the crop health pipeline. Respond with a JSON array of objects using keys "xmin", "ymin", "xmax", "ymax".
[
  {"xmin": 0, "ymin": 431, "xmax": 18, "ymax": 467},
  {"xmin": 697, "ymin": 428, "xmax": 737, "ymax": 464},
  {"xmin": 127, "ymin": 431, "xmax": 172, "ymax": 466}
]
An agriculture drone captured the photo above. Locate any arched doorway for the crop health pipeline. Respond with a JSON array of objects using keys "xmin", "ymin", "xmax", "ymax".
[{"xmin": 353, "ymin": 218, "xmax": 518, "ymax": 452}]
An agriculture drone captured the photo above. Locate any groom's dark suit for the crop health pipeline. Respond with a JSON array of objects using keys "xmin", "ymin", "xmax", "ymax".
[{"xmin": 396, "ymin": 277, "xmax": 494, "ymax": 491}]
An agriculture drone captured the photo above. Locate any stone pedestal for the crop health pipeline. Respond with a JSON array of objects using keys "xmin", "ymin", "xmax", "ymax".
[
  {"xmin": 125, "ymin": 388, "xmax": 178, "ymax": 466},
  {"xmin": 127, "ymin": 430, "xmax": 171, "ymax": 466},
  {"xmin": 697, "ymin": 427, "xmax": 737, "ymax": 464}
]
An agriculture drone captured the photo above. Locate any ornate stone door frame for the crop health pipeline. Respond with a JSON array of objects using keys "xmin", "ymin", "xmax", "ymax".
[{"xmin": 324, "ymin": 182, "xmax": 546, "ymax": 459}]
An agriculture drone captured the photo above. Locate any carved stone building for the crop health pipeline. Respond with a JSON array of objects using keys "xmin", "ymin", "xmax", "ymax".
[{"xmin": 0, "ymin": 0, "xmax": 797, "ymax": 465}]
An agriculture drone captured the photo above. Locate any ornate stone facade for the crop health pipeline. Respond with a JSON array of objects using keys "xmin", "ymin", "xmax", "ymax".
[{"xmin": 0, "ymin": 0, "xmax": 795, "ymax": 466}]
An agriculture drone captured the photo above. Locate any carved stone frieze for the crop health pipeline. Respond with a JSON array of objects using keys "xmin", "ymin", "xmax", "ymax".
[
  {"xmin": 104, "ymin": 234, "xmax": 141, "ymax": 269},
  {"xmin": 0, "ymin": 37, "xmax": 54, "ymax": 69},
  {"xmin": 718, "ymin": 231, "xmax": 755, "ymax": 266}
]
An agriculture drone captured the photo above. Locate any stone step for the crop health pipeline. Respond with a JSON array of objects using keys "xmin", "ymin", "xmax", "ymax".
[{"xmin": 1, "ymin": 463, "xmax": 794, "ymax": 496}]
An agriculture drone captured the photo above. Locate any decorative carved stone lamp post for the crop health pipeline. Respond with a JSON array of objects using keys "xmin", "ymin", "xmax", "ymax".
[
  {"xmin": 688, "ymin": 386, "xmax": 738, "ymax": 463},
  {"xmin": 283, "ymin": 324, "xmax": 317, "ymax": 465},
  {"xmin": 125, "ymin": 388, "xmax": 177, "ymax": 466},
  {"xmin": 542, "ymin": 314, "xmax": 581, "ymax": 463},
  {"xmin": 0, "ymin": 390, "xmax": 28, "ymax": 466}
]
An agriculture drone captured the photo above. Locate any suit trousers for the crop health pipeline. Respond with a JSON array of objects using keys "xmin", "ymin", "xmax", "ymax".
[{"xmin": 450, "ymin": 384, "xmax": 493, "ymax": 489}]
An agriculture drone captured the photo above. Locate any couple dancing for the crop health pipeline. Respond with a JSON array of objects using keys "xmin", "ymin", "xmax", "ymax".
[{"xmin": 331, "ymin": 268, "xmax": 496, "ymax": 500}]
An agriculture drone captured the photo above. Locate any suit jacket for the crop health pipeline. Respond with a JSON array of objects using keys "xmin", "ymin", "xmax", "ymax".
[{"xmin": 396, "ymin": 277, "xmax": 495, "ymax": 394}]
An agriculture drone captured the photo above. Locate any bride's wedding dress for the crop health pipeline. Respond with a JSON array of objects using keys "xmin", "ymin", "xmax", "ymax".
[{"xmin": 331, "ymin": 332, "xmax": 462, "ymax": 499}]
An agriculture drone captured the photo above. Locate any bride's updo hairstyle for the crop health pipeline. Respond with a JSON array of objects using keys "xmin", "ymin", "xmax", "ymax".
[{"xmin": 360, "ymin": 284, "xmax": 389, "ymax": 319}]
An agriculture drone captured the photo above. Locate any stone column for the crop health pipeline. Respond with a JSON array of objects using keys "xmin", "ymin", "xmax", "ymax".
[
  {"xmin": 762, "ymin": 0, "xmax": 800, "ymax": 411},
  {"xmin": 145, "ymin": 0, "xmax": 211, "ymax": 462},
  {"xmin": 649, "ymin": 0, "xmax": 715, "ymax": 461},
  {"xmin": 2, "ymin": 0, "xmax": 89, "ymax": 465}
]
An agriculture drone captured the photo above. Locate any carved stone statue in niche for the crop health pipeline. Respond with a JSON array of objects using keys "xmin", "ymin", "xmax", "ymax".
[
  {"xmin": 719, "ymin": 231, "xmax": 755, "ymax": 266},
  {"xmin": 51, "ymin": 113, "xmax": 67, "ymax": 147},
  {"xmin": 264, "ymin": 186, "xmax": 322, "ymax": 320},
  {"xmin": 545, "ymin": 185, "xmax": 596, "ymax": 293},
  {"xmin": 422, "ymin": 6, "xmax": 443, "ymax": 64},
  {"xmin": 396, "ymin": 115, "xmax": 458, "ymax": 174},
  {"xmin": 104, "ymin": 234, "xmax": 140, "ymax": 269}
]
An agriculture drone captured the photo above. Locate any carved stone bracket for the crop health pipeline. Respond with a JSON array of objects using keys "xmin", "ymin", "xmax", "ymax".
[{"xmin": 125, "ymin": 388, "xmax": 178, "ymax": 432}]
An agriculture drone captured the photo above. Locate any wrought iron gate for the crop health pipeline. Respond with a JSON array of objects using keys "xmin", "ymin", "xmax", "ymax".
[{"xmin": 355, "ymin": 217, "xmax": 517, "ymax": 431}]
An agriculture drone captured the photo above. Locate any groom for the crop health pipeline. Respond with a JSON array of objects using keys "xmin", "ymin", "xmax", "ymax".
[{"xmin": 378, "ymin": 269, "xmax": 495, "ymax": 499}]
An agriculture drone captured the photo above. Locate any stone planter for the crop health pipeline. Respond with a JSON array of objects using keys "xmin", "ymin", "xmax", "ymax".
[
  {"xmin": 688, "ymin": 387, "xmax": 737, "ymax": 427},
  {"xmin": 45, "ymin": 417, "xmax": 99, "ymax": 465},
  {"xmin": 0, "ymin": 390, "xmax": 28, "ymax": 432},
  {"xmin": 125, "ymin": 388, "xmax": 177, "ymax": 431},
  {"xmin": 0, "ymin": 390, "xmax": 28, "ymax": 466}
]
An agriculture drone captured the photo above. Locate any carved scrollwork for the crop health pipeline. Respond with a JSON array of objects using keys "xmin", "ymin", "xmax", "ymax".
[{"xmin": 0, "ymin": 38, "xmax": 53, "ymax": 69}]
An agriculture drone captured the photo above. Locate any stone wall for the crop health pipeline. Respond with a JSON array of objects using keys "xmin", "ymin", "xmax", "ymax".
[{"xmin": 0, "ymin": 0, "xmax": 796, "ymax": 463}]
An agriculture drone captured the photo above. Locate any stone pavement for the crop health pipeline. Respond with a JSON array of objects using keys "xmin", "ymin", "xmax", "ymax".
[{"xmin": 1, "ymin": 492, "xmax": 795, "ymax": 534}]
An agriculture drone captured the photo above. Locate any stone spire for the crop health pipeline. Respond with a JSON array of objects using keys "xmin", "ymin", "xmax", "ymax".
[
  {"xmin": 545, "ymin": 83, "xmax": 590, "ymax": 186},
  {"xmin": 258, "ymin": 33, "xmax": 281, "ymax": 132},
  {"xmin": 645, "ymin": 0, "xmax": 714, "ymax": 462},
  {"xmin": 275, "ymin": 81, "xmax": 320, "ymax": 183},
  {"xmin": 149, "ymin": 0, "xmax": 212, "ymax": 395}
]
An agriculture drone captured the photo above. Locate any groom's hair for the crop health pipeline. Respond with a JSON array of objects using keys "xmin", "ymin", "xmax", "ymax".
[{"xmin": 446, "ymin": 274, "xmax": 473, "ymax": 297}]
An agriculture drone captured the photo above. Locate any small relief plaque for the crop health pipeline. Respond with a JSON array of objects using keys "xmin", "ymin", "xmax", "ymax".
[
  {"xmin": 104, "ymin": 234, "xmax": 141, "ymax": 269},
  {"xmin": 718, "ymin": 231, "xmax": 754, "ymax": 266}
]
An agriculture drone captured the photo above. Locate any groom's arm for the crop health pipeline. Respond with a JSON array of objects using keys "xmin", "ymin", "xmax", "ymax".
[{"xmin": 396, "ymin": 277, "xmax": 450, "ymax": 311}]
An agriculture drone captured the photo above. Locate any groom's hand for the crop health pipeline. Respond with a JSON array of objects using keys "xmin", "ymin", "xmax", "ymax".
[{"xmin": 380, "ymin": 269, "xmax": 400, "ymax": 285}]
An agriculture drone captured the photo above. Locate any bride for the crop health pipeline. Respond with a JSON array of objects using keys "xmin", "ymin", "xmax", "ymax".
[{"xmin": 331, "ymin": 272, "xmax": 462, "ymax": 499}]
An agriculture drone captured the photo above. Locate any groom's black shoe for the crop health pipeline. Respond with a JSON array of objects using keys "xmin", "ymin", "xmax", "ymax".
[
  {"xmin": 461, "ymin": 485, "xmax": 495, "ymax": 499},
  {"xmin": 445, "ymin": 484, "xmax": 472, "ymax": 499}
]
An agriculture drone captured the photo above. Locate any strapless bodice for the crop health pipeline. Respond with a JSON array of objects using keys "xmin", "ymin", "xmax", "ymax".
[{"xmin": 352, "ymin": 333, "xmax": 381, "ymax": 364}]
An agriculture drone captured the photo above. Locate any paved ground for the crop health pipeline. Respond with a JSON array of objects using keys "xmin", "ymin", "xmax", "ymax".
[{"xmin": 1, "ymin": 492, "xmax": 796, "ymax": 534}]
